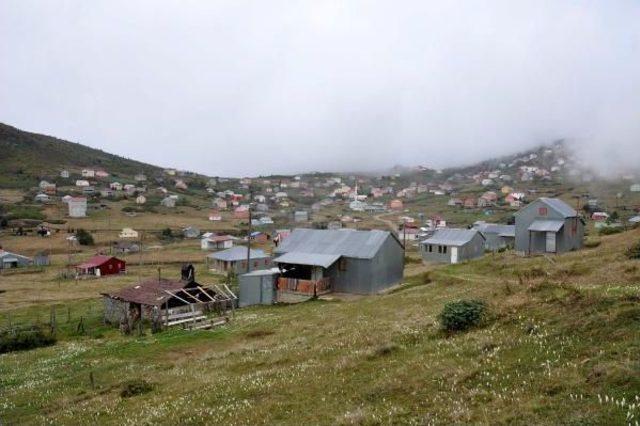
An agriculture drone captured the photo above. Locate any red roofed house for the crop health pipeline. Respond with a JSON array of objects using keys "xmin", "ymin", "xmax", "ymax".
[
  {"xmin": 389, "ymin": 199, "xmax": 404, "ymax": 211},
  {"xmin": 75, "ymin": 255, "xmax": 126, "ymax": 277},
  {"xmin": 234, "ymin": 205, "xmax": 250, "ymax": 219}
]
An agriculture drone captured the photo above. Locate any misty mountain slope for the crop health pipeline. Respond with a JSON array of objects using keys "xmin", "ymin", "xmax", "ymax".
[{"xmin": 0, "ymin": 123, "xmax": 162, "ymax": 188}]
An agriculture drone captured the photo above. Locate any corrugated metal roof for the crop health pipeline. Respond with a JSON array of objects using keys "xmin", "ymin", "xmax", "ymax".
[
  {"xmin": 75, "ymin": 255, "xmax": 119, "ymax": 269},
  {"xmin": 421, "ymin": 228, "xmax": 481, "ymax": 246},
  {"xmin": 528, "ymin": 219, "xmax": 565, "ymax": 232},
  {"xmin": 0, "ymin": 251, "xmax": 31, "ymax": 262},
  {"xmin": 273, "ymin": 252, "xmax": 341, "ymax": 268},
  {"xmin": 208, "ymin": 246, "xmax": 269, "ymax": 261},
  {"xmin": 540, "ymin": 197, "xmax": 578, "ymax": 218},
  {"xmin": 474, "ymin": 222, "xmax": 515, "ymax": 237},
  {"xmin": 274, "ymin": 228, "xmax": 396, "ymax": 259},
  {"xmin": 241, "ymin": 268, "xmax": 281, "ymax": 277}
]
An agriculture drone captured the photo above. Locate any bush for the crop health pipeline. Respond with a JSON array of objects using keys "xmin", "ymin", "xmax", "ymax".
[
  {"xmin": 0, "ymin": 328, "xmax": 56, "ymax": 354},
  {"xmin": 120, "ymin": 379, "xmax": 154, "ymax": 398},
  {"xmin": 584, "ymin": 238, "xmax": 601, "ymax": 249},
  {"xmin": 75, "ymin": 229, "xmax": 94, "ymax": 246},
  {"xmin": 598, "ymin": 226, "xmax": 623, "ymax": 236},
  {"xmin": 438, "ymin": 300, "xmax": 486, "ymax": 332},
  {"xmin": 627, "ymin": 241, "xmax": 640, "ymax": 260}
]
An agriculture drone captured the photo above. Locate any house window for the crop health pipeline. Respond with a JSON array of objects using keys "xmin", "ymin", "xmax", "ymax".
[
  {"xmin": 438, "ymin": 246, "xmax": 443, "ymax": 254},
  {"xmin": 339, "ymin": 258, "xmax": 347, "ymax": 271},
  {"xmin": 538, "ymin": 207, "xmax": 548, "ymax": 216},
  {"xmin": 253, "ymin": 261, "xmax": 258, "ymax": 268},
  {"xmin": 443, "ymin": 246, "xmax": 448, "ymax": 254},
  {"xmin": 428, "ymin": 245, "xmax": 433, "ymax": 253}
]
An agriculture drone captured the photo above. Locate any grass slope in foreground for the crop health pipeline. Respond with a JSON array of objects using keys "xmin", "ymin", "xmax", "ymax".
[{"xmin": 2, "ymin": 230, "xmax": 640, "ymax": 424}]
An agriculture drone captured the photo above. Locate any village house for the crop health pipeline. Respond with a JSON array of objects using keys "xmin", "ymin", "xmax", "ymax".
[
  {"xmin": 420, "ymin": 228, "xmax": 485, "ymax": 264},
  {"xmin": 182, "ymin": 226, "xmax": 201, "ymax": 239},
  {"xmin": 213, "ymin": 198, "xmax": 227, "ymax": 210},
  {"xmin": 161, "ymin": 196, "xmax": 176, "ymax": 208},
  {"xmin": 294, "ymin": 211, "xmax": 309, "ymax": 222},
  {"xmin": 34, "ymin": 193, "xmax": 50, "ymax": 203},
  {"xmin": 208, "ymin": 210, "xmax": 222, "ymax": 221},
  {"xmin": 473, "ymin": 221, "xmax": 516, "ymax": 251},
  {"xmin": 175, "ymin": 180, "xmax": 188, "ymax": 190},
  {"xmin": 389, "ymin": 199, "xmax": 403, "ymax": 211},
  {"xmin": 68, "ymin": 197, "xmax": 87, "ymax": 217},
  {"xmin": 75, "ymin": 255, "xmax": 126, "ymax": 277},
  {"xmin": 119, "ymin": 228, "xmax": 139, "ymax": 239},
  {"xmin": 113, "ymin": 241, "xmax": 140, "ymax": 254},
  {"xmin": 272, "ymin": 228, "xmax": 404, "ymax": 295},
  {"xmin": 201, "ymin": 233, "xmax": 234, "ymax": 250},
  {"xmin": 514, "ymin": 198, "xmax": 585, "ymax": 255},
  {"xmin": 60, "ymin": 169, "xmax": 70, "ymax": 178},
  {"xmin": 75, "ymin": 179, "xmax": 90, "ymax": 187},
  {"xmin": 134, "ymin": 173, "xmax": 147, "ymax": 182},
  {"xmin": 135, "ymin": 195, "xmax": 147, "ymax": 204},
  {"xmin": 591, "ymin": 212, "xmax": 609, "ymax": 222},
  {"xmin": 0, "ymin": 249, "xmax": 33, "ymax": 269},
  {"xmin": 95, "ymin": 170, "xmax": 109, "ymax": 178},
  {"xmin": 630, "ymin": 184, "xmax": 640, "ymax": 192},
  {"xmin": 234, "ymin": 205, "xmax": 250, "ymax": 219},
  {"xmin": 81, "ymin": 169, "xmax": 95, "ymax": 178},
  {"xmin": 207, "ymin": 246, "xmax": 271, "ymax": 274},
  {"xmin": 249, "ymin": 231, "xmax": 269, "ymax": 244}
]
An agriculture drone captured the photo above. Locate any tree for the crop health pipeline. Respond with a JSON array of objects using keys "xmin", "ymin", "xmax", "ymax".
[{"xmin": 76, "ymin": 229, "xmax": 94, "ymax": 246}]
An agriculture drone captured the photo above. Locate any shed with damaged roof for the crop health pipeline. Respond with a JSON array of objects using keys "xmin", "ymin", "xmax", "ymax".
[
  {"xmin": 420, "ymin": 228, "xmax": 485, "ymax": 264},
  {"xmin": 272, "ymin": 228, "xmax": 404, "ymax": 295}
]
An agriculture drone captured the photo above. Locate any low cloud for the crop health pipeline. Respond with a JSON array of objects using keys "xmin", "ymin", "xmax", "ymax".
[{"xmin": 1, "ymin": 1, "xmax": 639, "ymax": 176}]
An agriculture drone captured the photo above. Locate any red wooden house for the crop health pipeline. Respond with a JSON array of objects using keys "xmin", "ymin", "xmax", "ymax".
[{"xmin": 75, "ymin": 255, "xmax": 126, "ymax": 277}]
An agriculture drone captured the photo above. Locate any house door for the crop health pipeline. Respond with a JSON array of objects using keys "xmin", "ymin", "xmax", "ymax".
[
  {"xmin": 545, "ymin": 232, "xmax": 556, "ymax": 253},
  {"xmin": 451, "ymin": 247, "xmax": 459, "ymax": 264}
]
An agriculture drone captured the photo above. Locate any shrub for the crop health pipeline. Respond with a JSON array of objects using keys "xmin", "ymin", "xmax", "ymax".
[
  {"xmin": 584, "ymin": 238, "xmax": 601, "ymax": 249},
  {"xmin": 120, "ymin": 379, "xmax": 154, "ymax": 398},
  {"xmin": 0, "ymin": 328, "xmax": 56, "ymax": 354},
  {"xmin": 161, "ymin": 228, "xmax": 173, "ymax": 239},
  {"xmin": 75, "ymin": 229, "xmax": 94, "ymax": 246},
  {"xmin": 627, "ymin": 241, "xmax": 640, "ymax": 260},
  {"xmin": 598, "ymin": 226, "xmax": 623, "ymax": 236},
  {"xmin": 438, "ymin": 300, "xmax": 486, "ymax": 332}
]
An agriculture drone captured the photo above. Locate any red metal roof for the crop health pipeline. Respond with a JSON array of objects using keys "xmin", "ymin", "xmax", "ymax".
[{"xmin": 75, "ymin": 255, "xmax": 121, "ymax": 269}]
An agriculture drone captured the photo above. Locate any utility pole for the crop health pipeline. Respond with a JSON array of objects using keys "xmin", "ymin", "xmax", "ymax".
[{"xmin": 246, "ymin": 207, "xmax": 252, "ymax": 273}]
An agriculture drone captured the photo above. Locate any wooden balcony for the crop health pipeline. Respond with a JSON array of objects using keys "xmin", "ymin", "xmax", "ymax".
[{"xmin": 277, "ymin": 277, "xmax": 331, "ymax": 296}]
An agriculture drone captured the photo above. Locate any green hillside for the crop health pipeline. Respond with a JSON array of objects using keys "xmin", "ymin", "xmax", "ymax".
[
  {"xmin": 2, "ymin": 229, "xmax": 640, "ymax": 424},
  {"xmin": 0, "ymin": 123, "xmax": 163, "ymax": 189}
]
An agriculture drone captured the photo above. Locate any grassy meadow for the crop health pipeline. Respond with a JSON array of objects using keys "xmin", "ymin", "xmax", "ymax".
[{"xmin": 1, "ymin": 223, "xmax": 640, "ymax": 424}]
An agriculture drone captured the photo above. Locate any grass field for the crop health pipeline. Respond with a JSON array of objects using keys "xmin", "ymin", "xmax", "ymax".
[{"xmin": 1, "ymin": 224, "xmax": 640, "ymax": 424}]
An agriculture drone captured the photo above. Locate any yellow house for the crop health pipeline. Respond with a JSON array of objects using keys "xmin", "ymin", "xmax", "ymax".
[{"xmin": 119, "ymin": 228, "xmax": 139, "ymax": 239}]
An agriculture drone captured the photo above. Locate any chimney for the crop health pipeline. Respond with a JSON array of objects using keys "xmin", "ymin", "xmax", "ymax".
[{"xmin": 181, "ymin": 263, "xmax": 195, "ymax": 283}]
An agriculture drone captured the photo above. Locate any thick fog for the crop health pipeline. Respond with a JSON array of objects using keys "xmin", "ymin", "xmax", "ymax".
[{"xmin": 1, "ymin": 1, "xmax": 639, "ymax": 177}]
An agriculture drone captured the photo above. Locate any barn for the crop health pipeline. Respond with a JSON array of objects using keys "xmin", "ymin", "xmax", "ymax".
[{"xmin": 75, "ymin": 255, "xmax": 126, "ymax": 277}]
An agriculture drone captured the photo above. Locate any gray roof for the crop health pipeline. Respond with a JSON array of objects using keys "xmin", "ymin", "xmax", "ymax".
[
  {"xmin": 0, "ymin": 251, "xmax": 32, "ymax": 262},
  {"xmin": 538, "ymin": 198, "xmax": 578, "ymax": 218},
  {"xmin": 474, "ymin": 222, "xmax": 515, "ymax": 238},
  {"xmin": 274, "ymin": 228, "xmax": 398, "ymax": 259},
  {"xmin": 207, "ymin": 246, "xmax": 269, "ymax": 261},
  {"xmin": 528, "ymin": 219, "xmax": 565, "ymax": 232},
  {"xmin": 241, "ymin": 267, "xmax": 281, "ymax": 277},
  {"xmin": 273, "ymin": 252, "xmax": 341, "ymax": 268},
  {"xmin": 421, "ymin": 228, "xmax": 482, "ymax": 246}
]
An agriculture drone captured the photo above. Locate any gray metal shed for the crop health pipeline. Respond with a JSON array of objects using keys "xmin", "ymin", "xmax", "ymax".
[
  {"xmin": 207, "ymin": 246, "xmax": 272, "ymax": 274},
  {"xmin": 420, "ymin": 228, "xmax": 485, "ymax": 264},
  {"xmin": 514, "ymin": 198, "xmax": 584, "ymax": 255},
  {"xmin": 0, "ymin": 250, "xmax": 33, "ymax": 269},
  {"xmin": 273, "ymin": 228, "xmax": 404, "ymax": 295},
  {"xmin": 473, "ymin": 221, "xmax": 515, "ymax": 251},
  {"xmin": 238, "ymin": 268, "xmax": 280, "ymax": 307}
]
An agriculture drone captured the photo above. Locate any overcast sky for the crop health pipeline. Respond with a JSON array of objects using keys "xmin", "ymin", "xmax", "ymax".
[{"xmin": 1, "ymin": 1, "xmax": 639, "ymax": 177}]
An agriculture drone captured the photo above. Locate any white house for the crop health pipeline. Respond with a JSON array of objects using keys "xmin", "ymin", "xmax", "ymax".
[
  {"xmin": 76, "ymin": 180, "xmax": 90, "ymax": 187},
  {"xmin": 119, "ymin": 228, "xmax": 139, "ymax": 239},
  {"xmin": 68, "ymin": 197, "xmax": 87, "ymax": 217},
  {"xmin": 81, "ymin": 169, "xmax": 95, "ymax": 178},
  {"xmin": 201, "ymin": 234, "xmax": 234, "ymax": 250}
]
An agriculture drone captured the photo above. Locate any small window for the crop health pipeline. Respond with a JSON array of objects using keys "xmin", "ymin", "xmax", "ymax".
[
  {"xmin": 339, "ymin": 258, "xmax": 347, "ymax": 271},
  {"xmin": 253, "ymin": 261, "xmax": 258, "ymax": 268},
  {"xmin": 428, "ymin": 245, "xmax": 433, "ymax": 253},
  {"xmin": 443, "ymin": 246, "xmax": 448, "ymax": 254},
  {"xmin": 538, "ymin": 207, "xmax": 548, "ymax": 216},
  {"xmin": 438, "ymin": 246, "xmax": 443, "ymax": 254}
]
